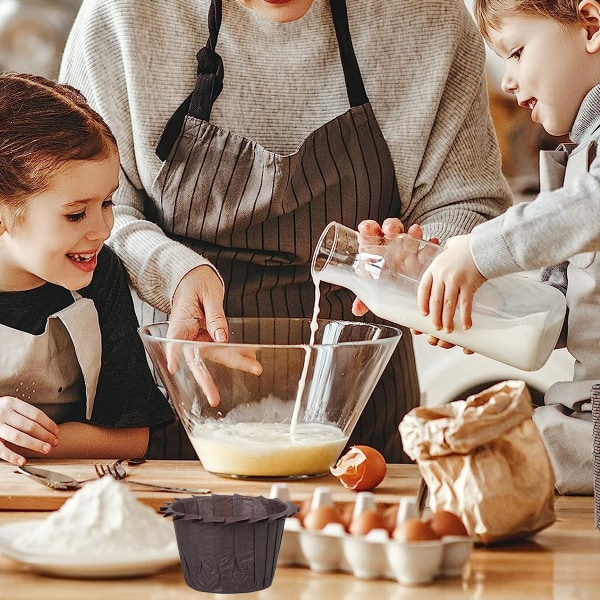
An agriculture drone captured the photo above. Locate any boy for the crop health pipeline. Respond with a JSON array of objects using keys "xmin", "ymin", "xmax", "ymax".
[{"xmin": 417, "ymin": 0, "xmax": 600, "ymax": 494}]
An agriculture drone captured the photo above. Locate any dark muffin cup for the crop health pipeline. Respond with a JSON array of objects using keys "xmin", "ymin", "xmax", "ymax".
[{"xmin": 162, "ymin": 494, "xmax": 298, "ymax": 593}]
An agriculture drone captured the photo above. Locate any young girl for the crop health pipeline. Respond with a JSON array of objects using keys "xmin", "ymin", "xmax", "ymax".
[
  {"xmin": 414, "ymin": 0, "xmax": 600, "ymax": 494},
  {"xmin": 0, "ymin": 73, "xmax": 174, "ymax": 466}
]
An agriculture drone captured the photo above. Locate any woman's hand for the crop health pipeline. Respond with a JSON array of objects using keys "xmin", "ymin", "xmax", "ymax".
[
  {"xmin": 352, "ymin": 218, "xmax": 427, "ymax": 316},
  {"xmin": 417, "ymin": 234, "xmax": 486, "ymax": 333},
  {"xmin": 165, "ymin": 265, "xmax": 263, "ymax": 407},
  {"xmin": 0, "ymin": 397, "xmax": 58, "ymax": 465},
  {"xmin": 168, "ymin": 265, "xmax": 229, "ymax": 343},
  {"xmin": 351, "ymin": 219, "xmax": 472, "ymax": 352}
]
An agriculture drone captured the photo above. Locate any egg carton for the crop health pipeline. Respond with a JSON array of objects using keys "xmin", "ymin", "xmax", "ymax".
[{"xmin": 271, "ymin": 485, "xmax": 473, "ymax": 585}]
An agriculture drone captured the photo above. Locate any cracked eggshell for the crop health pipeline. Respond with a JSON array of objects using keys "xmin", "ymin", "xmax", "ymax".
[{"xmin": 330, "ymin": 445, "xmax": 387, "ymax": 491}]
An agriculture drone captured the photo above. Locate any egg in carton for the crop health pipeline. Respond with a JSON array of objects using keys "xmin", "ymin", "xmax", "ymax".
[{"xmin": 270, "ymin": 484, "xmax": 473, "ymax": 585}]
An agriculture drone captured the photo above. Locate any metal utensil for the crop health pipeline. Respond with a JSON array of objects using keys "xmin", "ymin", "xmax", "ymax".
[
  {"xmin": 124, "ymin": 457, "xmax": 147, "ymax": 466},
  {"xmin": 17, "ymin": 465, "xmax": 83, "ymax": 490},
  {"xmin": 93, "ymin": 461, "xmax": 210, "ymax": 494}
]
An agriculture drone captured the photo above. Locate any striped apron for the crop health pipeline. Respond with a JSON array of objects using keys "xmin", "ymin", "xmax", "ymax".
[{"xmin": 150, "ymin": 0, "xmax": 419, "ymax": 462}]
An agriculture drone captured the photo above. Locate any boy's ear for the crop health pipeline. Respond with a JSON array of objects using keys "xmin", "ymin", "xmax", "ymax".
[{"xmin": 580, "ymin": 0, "xmax": 600, "ymax": 51}]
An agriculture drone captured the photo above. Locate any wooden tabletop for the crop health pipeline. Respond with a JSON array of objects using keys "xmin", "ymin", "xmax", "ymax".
[
  {"xmin": 0, "ymin": 458, "xmax": 422, "ymax": 510},
  {"xmin": 0, "ymin": 459, "xmax": 599, "ymax": 599}
]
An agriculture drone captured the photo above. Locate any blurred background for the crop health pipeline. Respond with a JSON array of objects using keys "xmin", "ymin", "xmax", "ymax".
[
  {"xmin": 0, "ymin": 0, "xmax": 574, "ymax": 405},
  {"xmin": 0, "ymin": 0, "xmax": 81, "ymax": 80},
  {"xmin": 0, "ymin": 0, "xmax": 559, "ymax": 197}
]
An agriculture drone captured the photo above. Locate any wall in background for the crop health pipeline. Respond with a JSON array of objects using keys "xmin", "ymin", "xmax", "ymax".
[
  {"xmin": 1, "ymin": 1, "xmax": 573, "ymax": 405},
  {"xmin": 0, "ymin": 0, "xmax": 81, "ymax": 80}
]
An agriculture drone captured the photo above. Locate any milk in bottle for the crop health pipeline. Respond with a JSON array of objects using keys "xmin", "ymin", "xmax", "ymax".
[{"xmin": 311, "ymin": 222, "xmax": 566, "ymax": 371}]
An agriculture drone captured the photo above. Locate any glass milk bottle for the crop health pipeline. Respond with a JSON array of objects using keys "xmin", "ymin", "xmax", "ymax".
[{"xmin": 311, "ymin": 222, "xmax": 567, "ymax": 371}]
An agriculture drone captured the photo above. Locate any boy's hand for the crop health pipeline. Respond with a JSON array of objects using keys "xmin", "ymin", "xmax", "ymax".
[
  {"xmin": 0, "ymin": 397, "xmax": 59, "ymax": 465},
  {"xmin": 417, "ymin": 234, "xmax": 486, "ymax": 333}
]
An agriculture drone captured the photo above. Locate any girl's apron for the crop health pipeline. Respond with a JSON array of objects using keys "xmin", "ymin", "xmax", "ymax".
[
  {"xmin": 149, "ymin": 0, "xmax": 419, "ymax": 461},
  {"xmin": 0, "ymin": 293, "xmax": 100, "ymax": 423}
]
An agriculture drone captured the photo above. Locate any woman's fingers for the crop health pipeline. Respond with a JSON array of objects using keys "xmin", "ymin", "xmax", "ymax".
[
  {"xmin": 165, "ymin": 319, "xmax": 212, "ymax": 374},
  {"xmin": 352, "ymin": 297, "xmax": 369, "ymax": 316},
  {"xmin": 201, "ymin": 346, "xmax": 263, "ymax": 376},
  {"xmin": 170, "ymin": 265, "xmax": 229, "ymax": 343},
  {"xmin": 381, "ymin": 218, "xmax": 405, "ymax": 239},
  {"xmin": 357, "ymin": 219, "xmax": 384, "ymax": 240},
  {"xmin": 164, "ymin": 319, "xmax": 264, "ymax": 408},
  {"xmin": 405, "ymin": 223, "xmax": 423, "ymax": 240},
  {"xmin": 180, "ymin": 345, "xmax": 264, "ymax": 408},
  {"xmin": 183, "ymin": 347, "xmax": 221, "ymax": 408}
]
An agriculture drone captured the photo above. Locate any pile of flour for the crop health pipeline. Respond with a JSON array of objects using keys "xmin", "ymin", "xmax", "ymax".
[{"xmin": 14, "ymin": 476, "xmax": 177, "ymax": 556}]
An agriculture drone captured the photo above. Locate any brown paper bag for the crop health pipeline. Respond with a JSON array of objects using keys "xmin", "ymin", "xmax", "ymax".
[{"xmin": 399, "ymin": 380, "xmax": 555, "ymax": 544}]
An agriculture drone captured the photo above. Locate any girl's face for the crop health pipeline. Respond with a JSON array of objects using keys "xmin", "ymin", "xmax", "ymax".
[
  {"xmin": 0, "ymin": 149, "xmax": 119, "ymax": 292},
  {"xmin": 490, "ymin": 11, "xmax": 600, "ymax": 136},
  {"xmin": 236, "ymin": 0, "xmax": 313, "ymax": 22}
]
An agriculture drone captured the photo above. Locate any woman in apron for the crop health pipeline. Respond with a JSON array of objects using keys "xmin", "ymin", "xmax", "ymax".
[
  {"xmin": 60, "ymin": 0, "xmax": 511, "ymax": 462},
  {"xmin": 0, "ymin": 74, "xmax": 174, "ymax": 466}
]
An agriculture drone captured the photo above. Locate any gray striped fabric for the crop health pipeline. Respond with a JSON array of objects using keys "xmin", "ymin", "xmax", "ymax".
[
  {"xmin": 143, "ymin": 101, "xmax": 419, "ymax": 463},
  {"xmin": 592, "ymin": 383, "xmax": 600, "ymax": 529}
]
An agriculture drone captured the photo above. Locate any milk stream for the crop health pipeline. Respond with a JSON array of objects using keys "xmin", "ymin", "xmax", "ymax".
[{"xmin": 289, "ymin": 281, "xmax": 322, "ymax": 438}]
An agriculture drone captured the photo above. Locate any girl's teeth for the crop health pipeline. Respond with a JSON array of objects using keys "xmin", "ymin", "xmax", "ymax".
[{"xmin": 69, "ymin": 254, "xmax": 94, "ymax": 262}]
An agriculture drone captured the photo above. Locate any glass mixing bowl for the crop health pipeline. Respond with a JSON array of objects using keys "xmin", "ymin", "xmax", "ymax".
[{"xmin": 139, "ymin": 318, "xmax": 401, "ymax": 479}]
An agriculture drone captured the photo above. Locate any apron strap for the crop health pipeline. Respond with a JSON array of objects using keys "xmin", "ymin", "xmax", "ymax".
[
  {"xmin": 156, "ymin": 0, "xmax": 223, "ymax": 160},
  {"xmin": 156, "ymin": 0, "xmax": 368, "ymax": 161},
  {"xmin": 329, "ymin": 0, "xmax": 368, "ymax": 108},
  {"xmin": 54, "ymin": 295, "xmax": 101, "ymax": 420}
]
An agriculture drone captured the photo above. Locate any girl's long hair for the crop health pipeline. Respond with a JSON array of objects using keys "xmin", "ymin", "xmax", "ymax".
[{"xmin": 0, "ymin": 73, "xmax": 117, "ymax": 218}]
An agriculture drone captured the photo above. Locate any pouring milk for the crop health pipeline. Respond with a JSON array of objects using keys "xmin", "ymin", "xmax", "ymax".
[{"xmin": 311, "ymin": 222, "xmax": 567, "ymax": 372}]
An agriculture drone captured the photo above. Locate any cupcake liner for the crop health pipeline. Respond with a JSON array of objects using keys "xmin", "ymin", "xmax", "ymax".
[{"xmin": 162, "ymin": 494, "xmax": 298, "ymax": 593}]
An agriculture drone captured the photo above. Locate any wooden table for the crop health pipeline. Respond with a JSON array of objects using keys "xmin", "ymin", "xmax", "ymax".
[{"xmin": 0, "ymin": 459, "xmax": 598, "ymax": 599}]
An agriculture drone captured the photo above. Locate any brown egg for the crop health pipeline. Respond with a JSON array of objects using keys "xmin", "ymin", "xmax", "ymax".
[
  {"xmin": 429, "ymin": 510, "xmax": 469, "ymax": 537},
  {"xmin": 392, "ymin": 518, "xmax": 441, "ymax": 542},
  {"xmin": 383, "ymin": 504, "xmax": 399, "ymax": 533},
  {"xmin": 349, "ymin": 509, "xmax": 390, "ymax": 537},
  {"xmin": 330, "ymin": 445, "xmax": 387, "ymax": 491},
  {"xmin": 339, "ymin": 502, "xmax": 355, "ymax": 530},
  {"xmin": 297, "ymin": 497, "xmax": 313, "ymax": 524},
  {"xmin": 303, "ymin": 506, "xmax": 346, "ymax": 531}
]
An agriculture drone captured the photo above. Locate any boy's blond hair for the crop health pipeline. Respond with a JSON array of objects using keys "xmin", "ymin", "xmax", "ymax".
[{"xmin": 474, "ymin": 0, "xmax": 583, "ymax": 41}]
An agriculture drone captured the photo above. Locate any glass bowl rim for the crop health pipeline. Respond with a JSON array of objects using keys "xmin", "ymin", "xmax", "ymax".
[{"xmin": 138, "ymin": 317, "xmax": 402, "ymax": 350}]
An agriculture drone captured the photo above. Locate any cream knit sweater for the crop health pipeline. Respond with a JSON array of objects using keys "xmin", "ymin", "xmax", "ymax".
[{"xmin": 60, "ymin": 0, "xmax": 511, "ymax": 312}]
